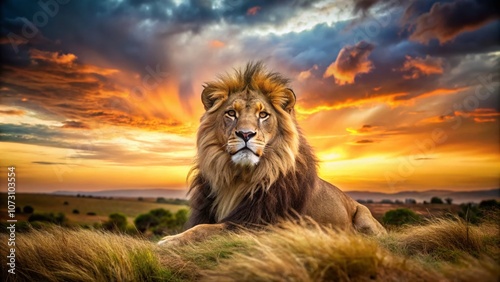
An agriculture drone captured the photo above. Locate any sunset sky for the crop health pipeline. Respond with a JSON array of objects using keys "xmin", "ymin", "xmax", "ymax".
[{"xmin": 1, "ymin": 0, "xmax": 499, "ymax": 194}]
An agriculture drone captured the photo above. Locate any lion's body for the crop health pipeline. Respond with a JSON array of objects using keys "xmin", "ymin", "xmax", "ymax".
[{"xmin": 159, "ymin": 62, "xmax": 385, "ymax": 245}]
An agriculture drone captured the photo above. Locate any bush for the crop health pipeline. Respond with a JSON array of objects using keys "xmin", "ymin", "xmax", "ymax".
[
  {"xmin": 28, "ymin": 212, "xmax": 67, "ymax": 225},
  {"xmin": 382, "ymin": 208, "xmax": 421, "ymax": 226},
  {"xmin": 134, "ymin": 208, "xmax": 189, "ymax": 234},
  {"xmin": 430, "ymin": 197, "xmax": 444, "ymax": 204},
  {"xmin": 103, "ymin": 213, "xmax": 128, "ymax": 232},
  {"xmin": 479, "ymin": 199, "xmax": 499, "ymax": 209},
  {"xmin": 63, "ymin": 201, "xmax": 69, "ymax": 205},
  {"xmin": 134, "ymin": 213, "xmax": 160, "ymax": 233},
  {"xmin": 458, "ymin": 203, "xmax": 482, "ymax": 224},
  {"xmin": 73, "ymin": 209, "xmax": 80, "ymax": 214},
  {"xmin": 87, "ymin": 212, "xmax": 97, "ymax": 216},
  {"xmin": 23, "ymin": 205, "xmax": 34, "ymax": 214}
]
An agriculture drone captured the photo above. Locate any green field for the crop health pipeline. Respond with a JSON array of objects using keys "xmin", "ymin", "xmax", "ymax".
[{"xmin": 0, "ymin": 193, "xmax": 188, "ymax": 225}]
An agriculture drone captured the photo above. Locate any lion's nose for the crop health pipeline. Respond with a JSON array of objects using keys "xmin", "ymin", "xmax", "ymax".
[{"xmin": 235, "ymin": 130, "xmax": 256, "ymax": 142}]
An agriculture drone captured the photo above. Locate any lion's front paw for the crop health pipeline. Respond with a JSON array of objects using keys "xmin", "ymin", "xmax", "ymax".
[{"xmin": 157, "ymin": 233, "xmax": 185, "ymax": 246}]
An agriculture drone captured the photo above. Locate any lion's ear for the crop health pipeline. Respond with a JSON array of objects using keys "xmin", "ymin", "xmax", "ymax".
[
  {"xmin": 283, "ymin": 88, "xmax": 296, "ymax": 112},
  {"xmin": 201, "ymin": 86, "xmax": 226, "ymax": 111}
]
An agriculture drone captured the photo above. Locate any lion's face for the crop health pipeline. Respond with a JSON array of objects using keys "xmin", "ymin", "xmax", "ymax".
[{"xmin": 221, "ymin": 90, "xmax": 277, "ymax": 166}]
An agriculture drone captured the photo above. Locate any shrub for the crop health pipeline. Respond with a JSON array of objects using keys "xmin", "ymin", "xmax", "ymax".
[
  {"xmin": 28, "ymin": 212, "xmax": 67, "ymax": 225},
  {"xmin": 479, "ymin": 199, "xmax": 499, "ymax": 209},
  {"xmin": 459, "ymin": 203, "xmax": 483, "ymax": 224},
  {"xmin": 103, "ymin": 213, "xmax": 128, "ymax": 232},
  {"xmin": 87, "ymin": 212, "xmax": 97, "ymax": 216},
  {"xmin": 63, "ymin": 201, "xmax": 69, "ymax": 205},
  {"xmin": 23, "ymin": 205, "xmax": 34, "ymax": 214},
  {"xmin": 72, "ymin": 209, "xmax": 80, "ymax": 214},
  {"xmin": 134, "ymin": 213, "xmax": 160, "ymax": 233},
  {"xmin": 430, "ymin": 197, "xmax": 444, "ymax": 204},
  {"xmin": 382, "ymin": 208, "xmax": 421, "ymax": 226}
]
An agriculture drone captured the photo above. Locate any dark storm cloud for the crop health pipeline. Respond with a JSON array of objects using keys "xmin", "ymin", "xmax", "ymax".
[{"xmin": 407, "ymin": 0, "xmax": 500, "ymax": 44}]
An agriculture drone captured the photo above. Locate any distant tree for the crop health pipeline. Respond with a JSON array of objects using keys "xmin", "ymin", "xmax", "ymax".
[
  {"xmin": 23, "ymin": 205, "xmax": 34, "ymax": 214},
  {"xmin": 63, "ymin": 201, "xmax": 69, "ymax": 205},
  {"xmin": 156, "ymin": 197, "xmax": 167, "ymax": 203},
  {"xmin": 395, "ymin": 199, "xmax": 403, "ymax": 204},
  {"xmin": 103, "ymin": 213, "xmax": 128, "ymax": 232},
  {"xmin": 356, "ymin": 199, "xmax": 367, "ymax": 204},
  {"xmin": 381, "ymin": 199, "xmax": 393, "ymax": 204},
  {"xmin": 445, "ymin": 198, "xmax": 453, "ymax": 205},
  {"xmin": 382, "ymin": 208, "xmax": 421, "ymax": 226},
  {"xmin": 405, "ymin": 199, "xmax": 416, "ymax": 204},
  {"xmin": 423, "ymin": 201, "xmax": 429, "ymax": 204},
  {"xmin": 86, "ymin": 212, "xmax": 97, "ymax": 216},
  {"xmin": 366, "ymin": 199, "xmax": 374, "ymax": 204},
  {"xmin": 72, "ymin": 209, "xmax": 80, "ymax": 214},
  {"xmin": 430, "ymin": 197, "xmax": 444, "ymax": 204},
  {"xmin": 76, "ymin": 194, "xmax": 81, "ymax": 198},
  {"xmin": 138, "ymin": 197, "xmax": 144, "ymax": 201}
]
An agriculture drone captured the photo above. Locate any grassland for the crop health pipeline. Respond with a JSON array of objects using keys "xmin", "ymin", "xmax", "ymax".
[
  {"xmin": 1, "ymin": 193, "xmax": 498, "ymax": 281},
  {"xmin": 1, "ymin": 217, "xmax": 498, "ymax": 281},
  {"xmin": 0, "ymin": 193, "xmax": 187, "ymax": 225}
]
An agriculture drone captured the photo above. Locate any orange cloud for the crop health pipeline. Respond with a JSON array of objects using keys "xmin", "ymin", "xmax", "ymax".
[
  {"xmin": 323, "ymin": 41, "xmax": 375, "ymax": 85},
  {"xmin": 29, "ymin": 49, "xmax": 77, "ymax": 65},
  {"xmin": 296, "ymin": 92, "xmax": 408, "ymax": 115},
  {"xmin": 416, "ymin": 87, "xmax": 469, "ymax": 99},
  {"xmin": 247, "ymin": 6, "xmax": 261, "ymax": 16},
  {"xmin": 419, "ymin": 108, "xmax": 499, "ymax": 125},
  {"xmin": 400, "ymin": 55, "xmax": 443, "ymax": 79},
  {"xmin": 297, "ymin": 65, "xmax": 318, "ymax": 82},
  {"xmin": 210, "ymin": 40, "xmax": 225, "ymax": 48},
  {"xmin": 0, "ymin": 109, "xmax": 25, "ymax": 115}
]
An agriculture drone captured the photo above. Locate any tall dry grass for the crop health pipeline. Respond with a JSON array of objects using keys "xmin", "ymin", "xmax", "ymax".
[{"xmin": 0, "ymin": 227, "xmax": 168, "ymax": 282}]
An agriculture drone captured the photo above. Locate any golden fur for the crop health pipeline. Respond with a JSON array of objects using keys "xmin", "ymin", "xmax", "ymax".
[{"xmin": 159, "ymin": 62, "xmax": 385, "ymax": 246}]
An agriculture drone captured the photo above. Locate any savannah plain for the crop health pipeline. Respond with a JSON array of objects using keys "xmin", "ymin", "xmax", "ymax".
[{"xmin": 1, "ymin": 192, "xmax": 498, "ymax": 281}]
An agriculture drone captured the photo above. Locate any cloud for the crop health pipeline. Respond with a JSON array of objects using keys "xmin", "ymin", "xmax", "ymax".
[
  {"xmin": 210, "ymin": 40, "xmax": 225, "ymax": 48},
  {"xmin": 61, "ymin": 121, "xmax": 90, "ymax": 129},
  {"xmin": 0, "ymin": 109, "xmax": 25, "ymax": 115},
  {"xmin": 323, "ymin": 41, "xmax": 375, "ymax": 85},
  {"xmin": 32, "ymin": 161, "xmax": 70, "ymax": 165},
  {"xmin": 355, "ymin": 139, "xmax": 374, "ymax": 144},
  {"xmin": 399, "ymin": 55, "xmax": 444, "ymax": 79},
  {"xmin": 297, "ymin": 64, "xmax": 318, "ymax": 82},
  {"xmin": 407, "ymin": 0, "xmax": 500, "ymax": 44},
  {"xmin": 29, "ymin": 49, "xmax": 77, "ymax": 65},
  {"xmin": 419, "ymin": 108, "xmax": 500, "ymax": 125},
  {"xmin": 247, "ymin": 6, "xmax": 261, "ymax": 16}
]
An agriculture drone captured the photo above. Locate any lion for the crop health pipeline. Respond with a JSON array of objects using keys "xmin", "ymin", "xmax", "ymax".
[{"xmin": 159, "ymin": 62, "xmax": 386, "ymax": 245}]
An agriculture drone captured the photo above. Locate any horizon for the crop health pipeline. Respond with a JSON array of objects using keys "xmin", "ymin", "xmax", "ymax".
[{"xmin": 1, "ymin": 0, "xmax": 499, "ymax": 193}]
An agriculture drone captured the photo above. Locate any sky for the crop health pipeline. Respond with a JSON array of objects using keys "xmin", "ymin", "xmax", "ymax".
[{"xmin": 0, "ymin": 0, "xmax": 499, "ymax": 194}]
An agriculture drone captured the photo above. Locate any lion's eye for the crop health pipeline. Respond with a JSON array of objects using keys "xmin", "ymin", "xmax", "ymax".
[
  {"xmin": 259, "ymin": 112, "xmax": 269, "ymax": 119},
  {"xmin": 225, "ymin": 110, "xmax": 237, "ymax": 118}
]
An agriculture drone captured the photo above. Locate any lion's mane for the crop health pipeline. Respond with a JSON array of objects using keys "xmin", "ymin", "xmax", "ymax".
[{"xmin": 186, "ymin": 62, "xmax": 318, "ymax": 228}]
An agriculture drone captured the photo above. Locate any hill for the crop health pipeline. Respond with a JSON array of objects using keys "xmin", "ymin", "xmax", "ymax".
[
  {"xmin": 346, "ymin": 188, "xmax": 499, "ymax": 204},
  {"xmin": 52, "ymin": 188, "xmax": 188, "ymax": 199}
]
